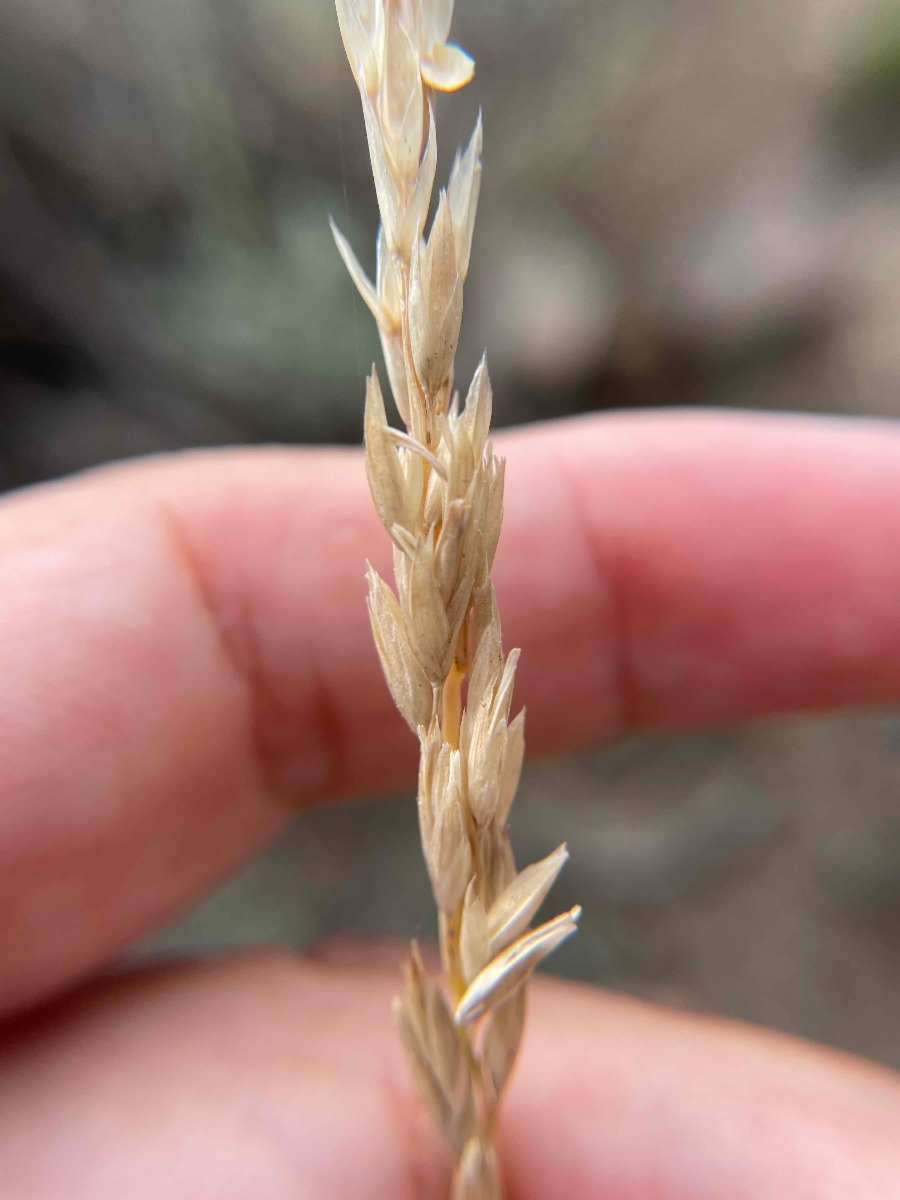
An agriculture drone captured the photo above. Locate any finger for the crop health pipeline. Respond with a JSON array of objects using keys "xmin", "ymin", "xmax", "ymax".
[
  {"xmin": 520, "ymin": 411, "xmax": 900, "ymax": 746},
  {"xmin": 0, "ymin": 952, "xmax": 897, "ymax": 1199},
  {"xmin": 505, "ymin": 975, "xmax": 900, "ymax": 1199},
  {"xmin": 4, "ymin": 412, "xmax": 900, "ymax": 1015},
  {"xmin": 0, "ymin": 950, "xmax": 448, "ymax": 1200}
]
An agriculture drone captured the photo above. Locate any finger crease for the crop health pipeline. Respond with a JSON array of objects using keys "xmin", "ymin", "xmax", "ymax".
[
  {"xmin": 552, "ymin": 449, "xmax": 636, "ymax": 735},
  {"xmin": 155, "ymin": 501, "xmax": 283, "ymax": 802}
]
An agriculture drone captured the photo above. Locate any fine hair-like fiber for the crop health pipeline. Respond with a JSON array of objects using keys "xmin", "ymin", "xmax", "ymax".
[{"xmin": 331, "ymin": 4, "xmax": 580, "ymax": 1195}]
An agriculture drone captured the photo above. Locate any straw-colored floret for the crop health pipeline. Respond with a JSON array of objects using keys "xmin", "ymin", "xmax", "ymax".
[{"xmin": 332, "ymin": 3, "xmax": 579, "ymax": 1194}]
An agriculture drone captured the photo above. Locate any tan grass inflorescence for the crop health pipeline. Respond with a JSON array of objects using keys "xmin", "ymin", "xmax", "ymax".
[{"xmin": 332, "ymin": 3, "xmax": 580, "ymax": 1194}]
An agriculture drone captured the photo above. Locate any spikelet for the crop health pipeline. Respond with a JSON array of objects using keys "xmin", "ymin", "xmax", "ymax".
[
  {"xmin": 452, "ymin": 1138, "xmax": 502, "ymax": 1200},
  {"xmin": 331, "ymin": 3, "xmax": 579, "ymax": 1195},
  {"xmin": 394, "ymin": 944, "xmax": 476, "ymax": 1155},
  {"xmin": 455, "ymin": 907, "xmax": 582, "ymax": 1026}
]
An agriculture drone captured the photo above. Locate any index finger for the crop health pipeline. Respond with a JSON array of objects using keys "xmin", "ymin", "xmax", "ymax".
[{"xmin": 3, "ymin": 410, "xmax": 900, "ymax": 1015}]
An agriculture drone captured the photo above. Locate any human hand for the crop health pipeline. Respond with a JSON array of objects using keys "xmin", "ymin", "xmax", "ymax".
[{"xmin": 0, "ymin": 410, "xmax": 898, "ymax": 1197}]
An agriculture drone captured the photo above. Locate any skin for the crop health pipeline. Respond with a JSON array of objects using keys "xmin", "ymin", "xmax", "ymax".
[{"xmin": 0, "ymin": 408, "xmax": 899, "ymax": 1197}]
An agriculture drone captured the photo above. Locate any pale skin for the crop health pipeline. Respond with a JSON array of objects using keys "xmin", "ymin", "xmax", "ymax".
[{"xmin": 1, "ymin": 410, "xmax": 900, "ymax": 1198}]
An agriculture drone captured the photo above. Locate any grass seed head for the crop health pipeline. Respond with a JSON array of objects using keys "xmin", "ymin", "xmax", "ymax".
[{"xmin": 332, "ymin": 0, "xmax": 579, "ymax": 1186}]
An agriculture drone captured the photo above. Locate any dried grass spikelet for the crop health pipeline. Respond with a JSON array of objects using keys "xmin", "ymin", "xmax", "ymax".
[
  {"xmin": 459, "ymin": 879, "xmax": 490, "ymax": 984},
  {"xmin": 410, "ymin": 193, "xmax": 464, "ymax": 393},
  {"xmin": 461, "ymin": 646, "xmax": 521, "ymax": 827},
  {"xmin": 452, "ymin": 1138, "xmax": 502, "ymax": 1200},
  {"xmin": 474, "ymin": 821, "xmax": 517, "ymax": 911},
  {"xmin": 366, "ymin": 564, "xmax": 433, "ymax": 731},
  {"xmin": 448, "ymin": 114, "xmax": 483, "ymax": 282},
  {"xmin": 331, "ymin": 2, "xmax": 579, "ymax": 1195},
  {"xmin": 483, "ymin": 988, "xmax": 527, "ymax": 1101},
  {"xmin": 398, "ymin": 0, "xmax": 475, "ymax": 92},
  {"xmin": 418, "ymin": 723, "xmax": 472, "ymax": 913},
  {"xmin": 455, "ymin": 907, "xmax": 583, "ymax": 1026},
  {"xmin": 487, "ymin": 843, "xmax": 570, "ymax": 955},
  {"xmin": 394, "ymin": 944, "xmax": 476, "ymax": 1155}
]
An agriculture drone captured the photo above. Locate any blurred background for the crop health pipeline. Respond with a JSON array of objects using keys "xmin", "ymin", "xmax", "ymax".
[{"xmin": 3, "ymin": 0, "xmax": 900, "ymax": 1069}]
